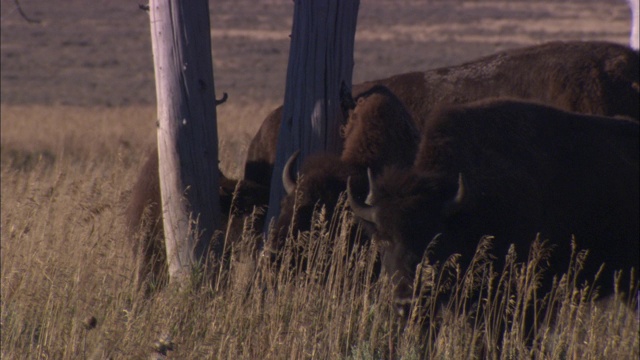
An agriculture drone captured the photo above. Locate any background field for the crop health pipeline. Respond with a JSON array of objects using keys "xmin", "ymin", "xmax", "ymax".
[
  {"xmin": 1, "ymin": 0, "xmax": 638, "ymax": 359},
  {"xmin": 1, "ymin": 0, "xmax": 634, "ymax": 176}
]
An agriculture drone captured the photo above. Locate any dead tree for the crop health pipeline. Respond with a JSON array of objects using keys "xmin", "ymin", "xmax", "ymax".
[
  {"xmin": 629, "ymin": 0, "xmax": 639, "ymax": 50},
  {"xmin": 148, "ymin": 0, "xmax": 222, "ymax": 284},
  {"xmin": 263, "ymin": 0, "xmax": 360, "ymax": 235}
]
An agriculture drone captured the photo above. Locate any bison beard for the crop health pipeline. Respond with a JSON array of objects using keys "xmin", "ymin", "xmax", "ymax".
[{"xmin": 349, "ymin": 98, "xmax": 639, "ymax": 327}]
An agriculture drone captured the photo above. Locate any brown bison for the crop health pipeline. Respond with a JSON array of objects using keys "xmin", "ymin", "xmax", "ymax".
[
  {"xmin": 264, "ymin": 86, "xmax": 420, "ymax": 258},
  {"xmin": 247, "ymin": 40, "xmax": 639, "ymax": 192},
  {"xmin": 126, "ymin": 40, "xmax": 639, "ymax": 289},
  {"xmin": 124, "ymin": 147, "xmax": 248, "ymax": 290},
  {"xmin": 264, "ymin": 40, "xmax": 639, "ymax": 259},
  {"xmin": 243, "ymin": 106, "xmax": 283, "ymax": 188},
  {"xmin": 340, "ymin": 86, "xmax": 420, "ymax": 172},
  {"xmin": 348, "ymin": 99, "xmax": 639, "ymax": 318}
]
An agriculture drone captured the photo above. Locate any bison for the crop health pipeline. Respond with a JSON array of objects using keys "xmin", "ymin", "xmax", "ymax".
[
  {"xmin": 243, "ymin": 106, "xmax": 283, "ymax": 188},
  {"xmin": 247, "ymin": 40, "xmax": 639, "ymax": 193},
  {"xmin": 127, "ymin": 40, "xmax": 639, "ymax": 290},
  {"xmin": 263, "ymin": 85, "xmax": 420, "ymax": 258},
  {"xmin": 348, "ymin": 99, "xmax": 639, "ymax": 319},
  {"xmin": 124, "ymin": 147, "xmax": 248, "ymax": 291},
  {"xmin": 254, "ymin": 41, "xmax": 640, "ymax": 248},
  {"xmin": 264, "ymin": 40, "xmax": 639, "ymax": 259}
]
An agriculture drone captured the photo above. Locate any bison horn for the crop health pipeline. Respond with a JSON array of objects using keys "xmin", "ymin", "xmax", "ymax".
[
  {"xmin": 364, "ymin": 168, "xmax": 376, "ymax": 205},
  {"xmin": 282, "ymin": 150, "xmax": 300, "ymax": 195},
  {"xmin": 347, "ymin": 175, "xmax": 377, "ymax": 224},
  {"xmin": 444, "ymin": 173, "xmax": 467, "ymax": 215},
  {"xmin": 454, "ymin": 173, "xmax": 466, "ymax": 205}
]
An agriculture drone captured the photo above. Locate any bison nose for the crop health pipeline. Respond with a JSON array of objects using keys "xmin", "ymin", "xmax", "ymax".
[
  {"xmin": 394, "ymin": 297, "xmax": 413, "ymax": 318},
  {"xmin": 393, "ymin": 280, "xmax": 414, "ymax": 318},
  {"xmin": 260, "ymin": 247, "xmax": 278, "ymax": 264}
]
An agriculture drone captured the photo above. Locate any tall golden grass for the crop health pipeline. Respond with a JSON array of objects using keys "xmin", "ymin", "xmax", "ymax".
[{"xmin": 1, "ymin": 105, "xmax": 638, "ymax": 359}]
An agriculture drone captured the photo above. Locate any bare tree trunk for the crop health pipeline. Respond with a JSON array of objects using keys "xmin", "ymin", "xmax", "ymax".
[
  {"xmin": 629, "ymin": 0, "xmax": 639, "ymax": 50},
  {"xmin": 264, "ymin": 0, "xmax": 360, "ymax": 235},
  {"xmin": 149, "ymin": 0, "xmax": 221, "ymax": 284}
]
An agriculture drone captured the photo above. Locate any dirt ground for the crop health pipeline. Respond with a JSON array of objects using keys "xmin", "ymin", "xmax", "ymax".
[{"xmin": 1, "ymin": 0, "xmax": 633, "ymax": 108}]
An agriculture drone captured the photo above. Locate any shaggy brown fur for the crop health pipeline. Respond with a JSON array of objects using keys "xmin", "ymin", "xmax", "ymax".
[
  {"xmin": 124, "ymin": 146, "xmax": 242, "ymax": 293},
  {"xmin": 243, "ymin": 106, "xmax": 282, "ymax": 187},
  {"xmin": 128, "ymin": 41, "xmax": 639, "ymax": 289},
  {"xmin": 124, "ymin": 148, "xmax": 166, "ymax": 291},
  {"xmin": 364, "ymin": 41, "xmax": 639, "ymax": 132},
  {"xmin": 265, "ymin": 86, "xmax": 420, "ymax": 257},
  {"xmin": 247, "ymin": 40, "xmax": 639, "ymax": 206},
  {"xmin": 264, "ymin": 154, "xmax": 366, "ymax": 256},
  {"xmin": 341, "ymin": 85, "xmax": 420, "ymax": 173},
  {"xmin": 351, "ymin": 99, "xmax": 639, "ymax": 314}
]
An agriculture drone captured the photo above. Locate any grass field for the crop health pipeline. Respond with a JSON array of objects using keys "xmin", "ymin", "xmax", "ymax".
[{"xmin": 1, "ymin": 104, "xmax": 638, "ymax": 359}]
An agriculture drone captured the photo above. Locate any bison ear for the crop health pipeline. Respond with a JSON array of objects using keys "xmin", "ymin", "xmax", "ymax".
[{"xmin": 444, "ymin": 173, "xmax": 467, "ymax": 216}]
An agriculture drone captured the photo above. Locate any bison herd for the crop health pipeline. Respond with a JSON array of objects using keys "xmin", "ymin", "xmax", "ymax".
[{"xmin": 126, "ymin": 41, "xmax": 639, "ymax": 327}]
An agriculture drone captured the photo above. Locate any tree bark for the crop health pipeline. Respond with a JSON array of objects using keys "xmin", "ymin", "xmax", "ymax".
[
  {"xmin": 149, "ymin": 0, "xmax": 221, "ymax": 284},
  {"xmin": 629, "ymin": 0, "xmax": 639, "ymax": 50},
  {"xmin": 264, "ymin": 0, "xmax": 360, "ymax": 235}
]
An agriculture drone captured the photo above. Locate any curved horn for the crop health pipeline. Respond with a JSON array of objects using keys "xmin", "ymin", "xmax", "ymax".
[
  {"xmin": 453, "ymin": 173, "xmax": 466, "ymax": 205},
  {"xmin": 282, "ymin": 150, "xmax": 300, "ymax": 195},
  {"xmin": 444, "ymin": 173, "xmax": 467, "ymax": 216},
  {"xmin": 347, "ymin": 175, "xmax": 376, "ymax": 224},
  {"xmin": 364, "ymin": 168, "xmax": 376, "ymax": 205}
]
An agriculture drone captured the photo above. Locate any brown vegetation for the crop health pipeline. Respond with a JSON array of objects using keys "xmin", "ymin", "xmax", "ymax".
[{"xmin": 2, "ymin": 105, "xmax": 638, "ymax": 359}]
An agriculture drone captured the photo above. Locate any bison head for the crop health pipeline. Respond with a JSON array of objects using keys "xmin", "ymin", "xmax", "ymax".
[
  {"xmin": 262, "ymin": 151, "xmax": 367, "ymax": 263},
  {"xmin": 348, "ymin": 168, "xmax": 467, "ymax": 317},
  {"xmin": 341, "ymin": 85, "xmax": 419, "ymax": 174}
]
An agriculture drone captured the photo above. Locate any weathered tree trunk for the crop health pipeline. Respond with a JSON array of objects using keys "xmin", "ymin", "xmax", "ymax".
[
  {"xmin": 149, "ymin": 0, "xmax": 221, "ymax": 284},
  {"xmin": 264, "ymin": 0, "xmax": 360, "ymax": 235},
  {"xmin": 629, "ymin": 0, "xmax": 639, "ymax": 50}
]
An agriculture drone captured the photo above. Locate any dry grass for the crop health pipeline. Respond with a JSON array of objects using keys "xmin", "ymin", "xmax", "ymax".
[{"xmin": 2, "ymin": 105, "xmax": 638, "ymax": 359}]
